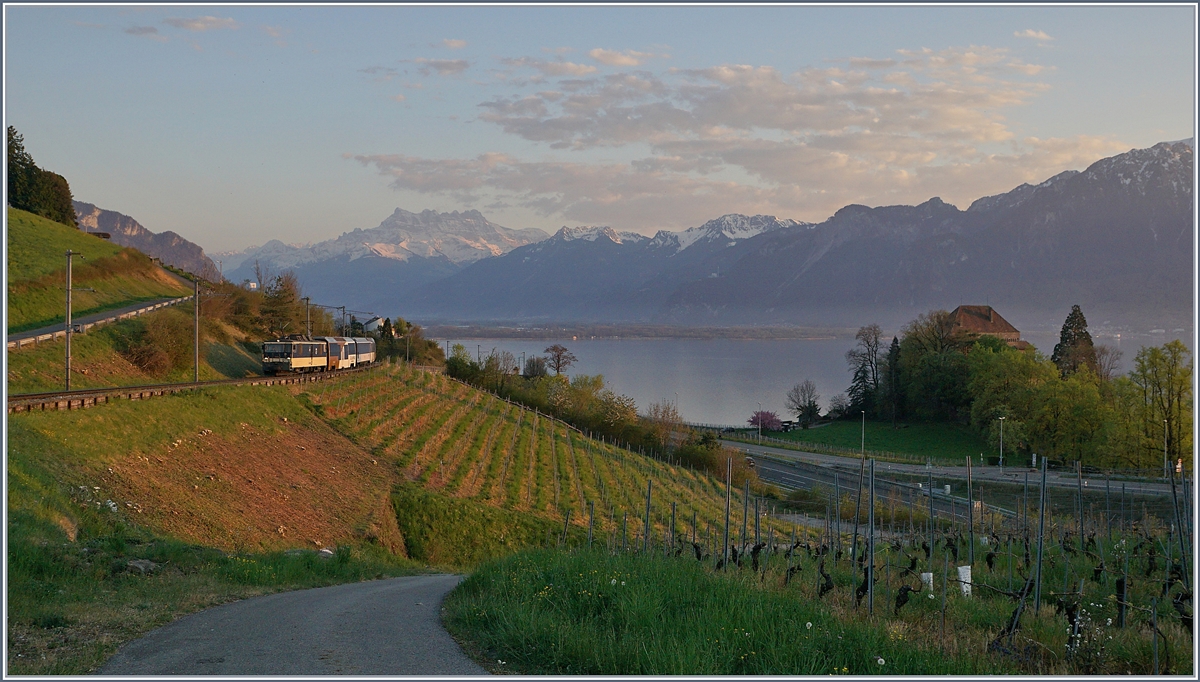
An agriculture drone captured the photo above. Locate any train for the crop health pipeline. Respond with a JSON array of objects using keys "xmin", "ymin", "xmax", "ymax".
[{"xmin": 261, "ymin": 335, "xmax": 377, "ymax": 375}]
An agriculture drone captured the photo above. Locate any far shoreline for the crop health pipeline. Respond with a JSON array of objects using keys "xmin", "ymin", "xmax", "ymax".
[{"xmin": 420, "ymin": 323, "xmax": 859, "ymax": 341}]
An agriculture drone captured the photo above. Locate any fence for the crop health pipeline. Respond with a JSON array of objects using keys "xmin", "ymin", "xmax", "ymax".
[{"xmin": 7, "ymin": 297, "xmax": 192, "ymax": 351}]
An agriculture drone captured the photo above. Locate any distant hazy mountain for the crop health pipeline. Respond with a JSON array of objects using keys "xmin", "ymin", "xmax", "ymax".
[
  {"xmin": 74, "ymin": 201, "xmax": 221, "ymax": 282},
  {"xmin": 408, "ymin": 140, "xmax": 1192, "ymax": 330},
  {"xmin": 221, "ymin": 208, "xmax": 548, "ymax": 313},
  {"xmin": 405, "ymin": 214, "xmax": 809, "ymax": 321}
]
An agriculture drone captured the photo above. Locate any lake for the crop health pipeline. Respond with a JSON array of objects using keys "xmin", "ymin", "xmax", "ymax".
[{"xmin": 442, "ymin": 331, "xmax": 1188, "ymax": 426}]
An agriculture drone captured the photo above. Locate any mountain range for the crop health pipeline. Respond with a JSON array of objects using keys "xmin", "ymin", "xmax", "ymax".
[
  {"xmin": 200, "ymin": 139, "xmax": 1195, "ymax": 331},
  {"xmin": 74, "ymin": 201, "xmax": 222, "ymax": 282},
  {"xmin": 219, "ymin": 208, "xmax": 545, "ymax": 311}
]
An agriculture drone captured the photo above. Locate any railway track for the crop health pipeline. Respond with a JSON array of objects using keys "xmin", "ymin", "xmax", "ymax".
[{"xmin": 7, "ymin": 365, "xmax": 379, "ymax": 414}]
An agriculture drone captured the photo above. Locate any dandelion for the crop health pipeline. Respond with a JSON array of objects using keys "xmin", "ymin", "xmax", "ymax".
[
  {"xmin": 1106, "ymin": 618, "xmax": 1113, "ymax": 626},
  {"xmin": 621, "ymin": 581, "xmax": 625, "ymax": 585},
  {"xmin": 611, "ymin": 578, "xmax": 617, "ymax": 585},
  {"xmin": 806, "ymin": 622, "xmax": 813, "ymax": 629},
  {"xmin": 929, "ymin": 593, "xmax": 936, "ymax": 599},
  {"xmin": 877, "ymin": 657, "xmax": 885, "ymax": 666}
]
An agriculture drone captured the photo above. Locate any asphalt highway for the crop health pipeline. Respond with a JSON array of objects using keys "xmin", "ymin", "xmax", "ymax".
[
  {"xmin": 723, "ymin": 439, "xmax": 1173, "ymax": 498},
  {"xmin": 99, "ymin": 574, "xmax": 487, "ymax": 676}
]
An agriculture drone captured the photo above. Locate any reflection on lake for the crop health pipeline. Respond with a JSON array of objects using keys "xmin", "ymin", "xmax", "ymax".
[{"xmin": 441, "ymin": 331, "xmax": 1187, "ymax": 427}]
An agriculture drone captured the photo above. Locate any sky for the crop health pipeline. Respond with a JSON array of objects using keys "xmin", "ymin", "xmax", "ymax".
[{"xmin": 4, "ymin": 4, "xmax": 1195, "ymax": 253}]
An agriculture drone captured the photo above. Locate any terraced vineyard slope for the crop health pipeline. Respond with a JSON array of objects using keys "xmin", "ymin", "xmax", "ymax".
[{"xmin": 308, "ymin": 363, "xmax": 786, "ymax": 557}]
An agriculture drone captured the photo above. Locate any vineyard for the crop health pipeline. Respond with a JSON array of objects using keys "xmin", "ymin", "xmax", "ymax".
[{"xmin": 305, "ymin": 362, "xmax": 787, "ymax": 554}]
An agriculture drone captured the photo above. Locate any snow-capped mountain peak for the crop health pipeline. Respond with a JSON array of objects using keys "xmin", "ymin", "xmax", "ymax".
[
  {"xmin": 550, "ymin": 225, "xmax": 647, "ymax": 244},
  {"xmin": 651, "ymin": 214, "xmax": 810, "ymax": 252}
]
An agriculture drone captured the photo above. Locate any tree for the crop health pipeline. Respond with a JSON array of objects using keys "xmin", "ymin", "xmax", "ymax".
[
  {"xmin": 544, "ymin": 344, "xmax": 578, "ymax": 375},
  {"xmin": 261, "ymin": 272, "xmax": 303, "ymax": 338},
  {"xmin": 898, "ymin": 310, "xmax": 975, "ymax": 421},
  {"xmin": 7, "ymin": 126, "xmax": 36, "ymax": 208},
  {"xmin": 826, "ymin": 394, "xmax": 849, "ymax": 420},
  {"xmin": 31, "ymin": 169, "xmax": 77, "ymax": 226},
  {"xmin": 1129, "ymin": 340, "xmax": 1193, "ymax": 473},
  {"xmin": 748, "ymin": 410, "xmax": 782, "ymax": 431},
  {"xmin": 1094, "ymin": 344, "xmax": 1123, "ymax": 383},
  {"xmin": 7, "ymin": 126, "xmax": 76, "ymax": 226},
  {"xmin": 646, "ymin": 400, "xmax": 683, "ymax": 451},
  {"xmin": 880, "ymin": 337, "xmax": 904, "ymax": 425},
  {"xmin": 845, "ymin": 324, "xmax": 883, "ymax": 415},
  {"xmin": 1051, "ymin": 305, "xmax": 1098, "ymax": 377},
  {"xmin": 523, "ymin": 356, "xmax": 549, "ymax": 379},
  {"xmin": 785, "ymin": 380, "xmax": 821, "ymax": 428}
]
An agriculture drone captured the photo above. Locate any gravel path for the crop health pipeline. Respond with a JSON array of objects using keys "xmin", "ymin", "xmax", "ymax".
[{"xmin": 99, "ymin": 574, "xmax": 487, "ymax": 676}]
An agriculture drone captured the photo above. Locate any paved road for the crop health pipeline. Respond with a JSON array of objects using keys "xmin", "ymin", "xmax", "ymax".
[
  {"xmin": 724, "ymin": 439, "xmax": 1173, "ymax": 497},
  {"xmin": 8, "ymin": 296, "xmax": 186, "ymax": 342},
  {"xmin": 99, "ymin": 574, "xmax": 487, "ymax": 676}
]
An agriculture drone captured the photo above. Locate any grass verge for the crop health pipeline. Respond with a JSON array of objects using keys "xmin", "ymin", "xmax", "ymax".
[{"xmin": 445, "ymin": 545, "xmax": 1191, "ymax": 675}]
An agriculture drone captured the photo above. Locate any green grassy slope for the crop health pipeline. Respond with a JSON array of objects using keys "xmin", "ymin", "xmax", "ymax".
[
  {"xmin": 6, "ymin": 307, "xmax": 259, "ymax": 393},
  {"xmin": 7, "ymin": 208, "xmax": 191, "ymax": 333},
  {"xmin": 6, "ymin": 382, "xmax": 422, "ymax": 674}
]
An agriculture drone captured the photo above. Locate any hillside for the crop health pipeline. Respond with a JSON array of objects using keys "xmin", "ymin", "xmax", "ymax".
[
  {"xmin": 8, "ymin": 355, "xmax": 774, "ymax": 672},
  {"xmin": 6, "ymin": 305, "xmax": 263, "ymax": 394},
  {"xmin": 7, "ymin": 209, "xmax": 192, "ymax": 334},
  {"xmin": 74, "ymin": 201, "xmax": 222, "ymax": 282}
]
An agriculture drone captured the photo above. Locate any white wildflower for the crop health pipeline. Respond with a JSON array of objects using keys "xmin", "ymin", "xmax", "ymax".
[
  {"xmin": 611, "ymin": 578, "xmax": 617, "ymax": 585},
  {"xmin": 806, "ymin": 622, "xmax": 813, "ymax": 629},
  {"xmin": 877, "ymin": 657, "xmax": 886, "ymax": 666}
]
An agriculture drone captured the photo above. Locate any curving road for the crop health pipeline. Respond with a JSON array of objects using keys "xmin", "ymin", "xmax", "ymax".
[{"xmin": 99, "ymin": 574, "xmax": 487, "ymax": 676}]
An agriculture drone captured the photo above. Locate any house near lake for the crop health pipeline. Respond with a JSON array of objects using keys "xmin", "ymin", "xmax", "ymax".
[{"xmin": 949, "ymin": 305, "xmax": 1030, "ymax": 349}]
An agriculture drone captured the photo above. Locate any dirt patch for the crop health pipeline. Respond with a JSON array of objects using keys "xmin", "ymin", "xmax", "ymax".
[{"xmin": 98, "ymin": 417, "xmax": 399, "ymax": 553}]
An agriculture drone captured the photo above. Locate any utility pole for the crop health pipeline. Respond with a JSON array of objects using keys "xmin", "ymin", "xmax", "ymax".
[
  {"xmin": 1164, "ymin": 419, "xmax": 1169, "ymax": 481},
  {"xmin": 998, "ymin": 416, "xmax": 1005, "ymax": 470},
  {"xmin": 861, "ymin": 410, "xmax": 866, "ymax": 457},
  {"xmin": 194, "ymin": 278, "xmax": 200, "ymax": 383},
  {"xmin": 301, "ymin": 297, "xmax": 311, "ymax": 337},
  {"xmin": 64, "ymin": 250, "xmax": 84, "ymax": 391}
]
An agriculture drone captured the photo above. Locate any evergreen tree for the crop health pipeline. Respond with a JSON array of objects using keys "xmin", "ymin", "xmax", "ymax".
[
  {"xmin": 6, "ymin": 126, "xmax": 77, "ymax": 226},
  {"xmin": 7, "ymin": 125, "xmax": 36, "ymax": 209},
  {"xmin": 1051, "ymin": 305, "xmax": 1098, "ymax": 377},
  {"xmin": 880, "ymin": 336, "xmax": 903, "ymax": 425}
]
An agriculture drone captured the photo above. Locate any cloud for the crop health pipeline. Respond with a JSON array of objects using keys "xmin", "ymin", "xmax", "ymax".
[
  {"xmin": 392, "ymin": 94, "xmax": 406, "ymax": 103},
  {"xmin": 502, "ymin": 57, "xmax": 597, "ymax": 77},
  {"xmin": 542, "ymin": 46, "xmax": 574, "ymax": 54},
  {"xmin": 354, "ymin": 43, "xmax": 1126, "ymax": 231},
  {"xmin": 125, "ymin": 26, "xmax": 168, "ymax": 42},
  {"xmin": 588, "ymin": 48, "xmax": 663, "ymax": 67},
  {"xmin": 1014, "ymin": 29, "xmax": 1053, "ymax": 41},
  {"xmin": 262, "ymin": 25, "xmax": 289, "ymax": 46},
  {"xmin": 412, "ymin": 58, "xmax": 470, "ymax": 76},
  {"xmin": 361, "ymin": 65, "xmax": 400, "ymax": 81},
  {"xmin": 443, "ymin": 38, "xmax": 467, "ymax": 49},
  {"xmin": 164, "ymin": 16, "xmax": 239, "ymax": 32}
]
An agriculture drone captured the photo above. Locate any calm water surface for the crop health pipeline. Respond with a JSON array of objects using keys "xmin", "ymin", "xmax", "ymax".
[{"xmin": 443, "ymin": 331, "xmax": 1187, "ymax": 426}]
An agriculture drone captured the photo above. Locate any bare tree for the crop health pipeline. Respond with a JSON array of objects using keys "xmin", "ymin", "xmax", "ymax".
[
  {"xmin": 845, "ymin": 324, "xmax": 883, "ymax": 413},
  {"xmin": 786, "ymin": 380, "xmax": 822, "ymax": 428},
  {"xmin": 1094, "ymin": 343, "xmax": 1123, "ymax": 382},
  {"xmin": 253, "ymin": 259, "xmax": 273, "ymax": 291},
  {"xmin": 544, "ymin": 344, "xmax": 578, "ymax": 375},
  {"xmin": 646, "ymin": 399, "xmax": 683, "ymax": 451}
]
